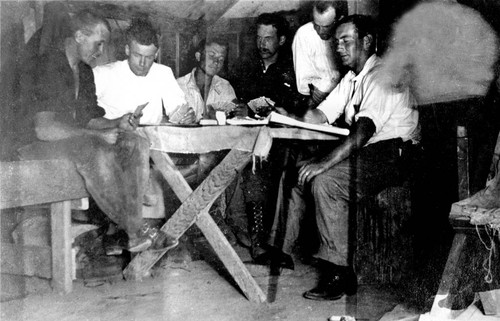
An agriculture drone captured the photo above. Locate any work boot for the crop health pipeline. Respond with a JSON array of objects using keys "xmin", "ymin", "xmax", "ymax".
[
  {"xmin": 247, "ymin": 201, "xmax": 268, "ymax": 259},
  {"xmin": 303, "ymin": 260, "xmax": 357, "ymax": 301},
  {"xmin": 127, "ymin": 222, "xmax": 178, "ymax": 253}
]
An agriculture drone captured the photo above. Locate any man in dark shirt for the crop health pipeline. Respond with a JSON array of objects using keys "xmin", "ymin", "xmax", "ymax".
[
  {"xmin": 231, "ymin": 13, "xmax": 304, "ymax": 116},
  {"xmin": 16, "ymin": 9, "xmax": 176, "ymax": 253},
  {"xmin": 228, "ymin": 13, "xmax": 305, "ymax": 261}
]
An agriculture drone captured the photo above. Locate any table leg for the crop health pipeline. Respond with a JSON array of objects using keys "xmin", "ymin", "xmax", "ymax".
[{"xmin": 124, "ymin": 149, "xmax": 267, "ymax": 303}]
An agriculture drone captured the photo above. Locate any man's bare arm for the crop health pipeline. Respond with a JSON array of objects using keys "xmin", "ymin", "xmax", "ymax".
[{"xmin": 298, "ymin": 117, "xmax": 376, "ymax": 185}]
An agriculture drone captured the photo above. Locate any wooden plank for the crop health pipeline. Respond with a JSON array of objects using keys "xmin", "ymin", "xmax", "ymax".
[
  {"xmin": 124, "ymin": 149, "xmax": 267, "ymax": 302},
  {"xmin": 196, "ymin": 210, "xmax": 267, "ymax": 303},
  {"xmin": 0, "ymin": 243, "xmax": 52, "ymax": 279},
  {"xmin": 430, "ymin": 233, "xmax": 467, "ymax": 317},
  {"xmin": 0, "ymin": 160, "xmax": 88, "ymax": 209},
  {"xmin": 50, "ymin": 201, "xmax": 73, "ymax": 294}
]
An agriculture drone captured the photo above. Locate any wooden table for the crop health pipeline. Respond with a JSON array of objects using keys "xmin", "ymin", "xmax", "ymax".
[{"xmin": 123, "ymin": 125, "xmax": 340, "ymax": 303}]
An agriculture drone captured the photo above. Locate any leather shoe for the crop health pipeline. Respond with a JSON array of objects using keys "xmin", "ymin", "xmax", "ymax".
[
  {"xmin": 250, "ymin": 250, "xmax": 295, "ymax": 270},
  {"xmin": 303, "ymin": 267, "xmax": 357, "ymax": 301}
]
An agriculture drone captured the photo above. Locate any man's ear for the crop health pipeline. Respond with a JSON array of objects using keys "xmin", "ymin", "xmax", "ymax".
[
  {"xmin": 125, "ymin": 44, "xmax": 130, "ymax": 57},
  {"xmin": 195, "ymin": 51, "xmax": 201, "ymax": 62},
  {"xmin": 279, "ymin": 35, "xmax": 286, "ymax": 46},
  {"xmin": 75, "ymin": 30, "xmax": 84, "ymax": 44},
  {"xmin": 363, "ymin": 34, "xmax": 373, "ymax": 51}
]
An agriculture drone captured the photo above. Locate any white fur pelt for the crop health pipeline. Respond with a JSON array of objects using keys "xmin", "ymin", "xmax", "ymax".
[{"xmin": 379, "ymin": 1, "xmax": 499, "ymax": 105}]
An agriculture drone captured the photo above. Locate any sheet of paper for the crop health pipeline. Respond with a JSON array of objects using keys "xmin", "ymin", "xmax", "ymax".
[{"xmin": 269, "ymin": 112, "xmax": 349, "ymax": 136}]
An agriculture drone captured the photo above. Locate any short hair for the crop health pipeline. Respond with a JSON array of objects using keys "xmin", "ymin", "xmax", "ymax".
[
  {"xmin": 126, "ymin": 17, "xmax": 159, "ymax": 48},
  {"xmin": 336, "ymin": 15, "xmax": 377, "ymax": 52},
  {"xmin": 71, "ymin": 9, "xmax": 111, "ymax": 36},
  {"xmin": 196, "ymin": 36, "xmax": 228, "ymax": 54},
  {"xmin": 255, "ymin": 13, "xmax": 289, "ymax": 38},
  {"xmin": 312, "ymin": 1, "xmax": 348, "ymax": 18}
]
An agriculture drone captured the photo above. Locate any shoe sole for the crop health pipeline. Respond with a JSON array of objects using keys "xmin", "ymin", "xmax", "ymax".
[
  {"xmin": 105, "ymin": 246, "xmax": 123, "ymax": 256},
  {"xmin": 128, "ymin": 240, "xmax": 153, "ymax": 253},
  {"xmin": 303, "ymin": 291, "xmax": 355, "ymax": 301}
]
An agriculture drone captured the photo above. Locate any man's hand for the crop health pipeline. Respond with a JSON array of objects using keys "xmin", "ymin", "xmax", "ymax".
[
  {"xmin": 119, "ymin": 113, "xmax": 139, "ymax": 131},
  {"xmin": 297, "ymin": 159, "xmax": 330, "ymax": 186},
  {"xmin": 231, "ymin": 101, "xmax": 248, "ymax": 118},
  {"xmin": 98, "ymin": 128, "xmax": 122, "ymax": 144},
  {"xmin": 309, "ymin": 84, "xmax": 329, "ymax": 107},
  {"xmin": 203, "ymin": 105, "xmax": 217, "ymax": 120},
  {"xmin": 178, "ymin": 107, "xmax": 196, "ymax": 124}
]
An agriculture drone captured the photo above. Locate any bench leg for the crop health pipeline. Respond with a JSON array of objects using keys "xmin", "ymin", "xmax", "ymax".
[
  {"xmin": 430, "ymin": 233, "xmax": 467, "ymax": 318},
  {"xmin": 50, "ymin": 200, "xmax": 73, "ymax": 294}
]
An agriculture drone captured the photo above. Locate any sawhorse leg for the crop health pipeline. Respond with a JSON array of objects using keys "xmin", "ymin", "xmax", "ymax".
[{"xmin": 124, "ymin": 149, "xmax": 267, "ymax": 303}]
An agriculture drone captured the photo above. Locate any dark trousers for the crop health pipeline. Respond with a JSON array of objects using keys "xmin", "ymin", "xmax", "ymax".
[{"xmin": 17, "ymin": 132, "xmax": 150, "ymax": 237}]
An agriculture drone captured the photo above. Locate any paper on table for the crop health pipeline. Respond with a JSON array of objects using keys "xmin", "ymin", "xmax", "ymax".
[
  {"xmin": 268, "ymin": 112, "xmax": 350, "ymax": 136},
  {"xmin": 226, "ymin": 116, "xmax": 269, "ymax": 126}
]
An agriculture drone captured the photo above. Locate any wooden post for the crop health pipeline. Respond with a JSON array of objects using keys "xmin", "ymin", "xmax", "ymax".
[
  {"xmin": 50, "ymin": 200, "xmax": 73, "ymax": 294},
  {"xmin": 457, "ymin": 125, "xmax": 469, "ymax": 200}
]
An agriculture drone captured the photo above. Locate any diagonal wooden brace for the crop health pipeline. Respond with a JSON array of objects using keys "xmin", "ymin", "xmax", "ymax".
[{"xmin": 123, "ymin": 149, "xmax": 267, "ymax": 303}]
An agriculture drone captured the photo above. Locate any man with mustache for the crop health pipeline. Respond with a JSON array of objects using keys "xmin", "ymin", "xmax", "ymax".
[
  {"xmin": 292, "ymin": 0, "xmax": 345, "ymax": 109},
  {"xmin": 16, "ymin": 9, "xmax": 177, "ymax": 254},
  {"xmin": 228, "ymin": 13, "xmax": 304, "ymax": 262}
]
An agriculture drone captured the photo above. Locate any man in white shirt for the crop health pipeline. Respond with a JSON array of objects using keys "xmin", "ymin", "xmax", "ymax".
[
  {"xmin": 94, "ymin": 19, "xmax": 190, "ymax": 125},
  {"xmin": 276, "ymin": 15, "xmax": 420, "ymax": 301},
  {"xmin": 92, "ymin": 18, "xmax": 189, "ymax": 255},
  {"xmin": 176, "ymin": 37, "xmax": 239, "ymax": 122},
  {"xmin": 292, "ymin": 0, "xmax": 345, "ymax": 108}
]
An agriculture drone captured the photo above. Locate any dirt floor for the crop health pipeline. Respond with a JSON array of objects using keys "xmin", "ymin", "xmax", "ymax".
[{"xmin": 0, "ymin": 238, "xmax": 420, "ymax": 321}]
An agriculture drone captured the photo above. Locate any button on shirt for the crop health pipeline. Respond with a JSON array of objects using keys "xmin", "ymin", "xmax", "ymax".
[
  {"xmin": 93, "ymin": 60, "xmax": 187, "ymax": 124},
  {"xmin": 292, "ymin": 22, "xmax": 340, "ymax": 95},
  {"xmin": 317, "ymin": 55, "xmax": 419, "ymax": 145},
  {"xmin": 176, "ymin": 68, "xmax": 237, "ymax": 121}
]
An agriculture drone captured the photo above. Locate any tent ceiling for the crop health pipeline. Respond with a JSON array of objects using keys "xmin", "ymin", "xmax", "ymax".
[{"xmin": 65, "ymin": 0, "xmax": 306, "ymax": 24}]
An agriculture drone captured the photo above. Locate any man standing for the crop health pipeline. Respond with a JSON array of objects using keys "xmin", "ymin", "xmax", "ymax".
[
  {"xmin": 17, "ymin": 10, "xmax": 176, "ymax": 254},
  {"xmin": 93, "ymin": 18, "xmax": 190, "ymax": 125},
  {"xmin": 292, "ymin": 0, "xmax": 344, "ymax": 108},
  {"xmin": 278, "ymin": 15, "xmax": 419, "ymax": 300}
]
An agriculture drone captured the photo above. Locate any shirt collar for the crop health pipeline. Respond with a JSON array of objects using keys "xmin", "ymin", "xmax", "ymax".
[
  {"xmin": 186, "ymin": 67, "xmax": 223, "ymax": 94},
  {"xmin": 346, "ymin": 54, "xmax": 379, "ymax": 83}
]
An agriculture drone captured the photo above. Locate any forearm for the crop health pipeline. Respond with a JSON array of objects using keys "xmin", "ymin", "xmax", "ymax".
[
  {"xmin": 35, "ymin": 120, "xmax": 94, "ymax": 141},
  {"xmin": 87, "ymin": 117, "xmax": 120, "ymax": 130},
  {"xmin": 321, "ymin": 117, "xmax": 375, "ymax": 168},
  {"xmin": 299, "ymin": 109, "xmax": 328, "ymax": 124}
]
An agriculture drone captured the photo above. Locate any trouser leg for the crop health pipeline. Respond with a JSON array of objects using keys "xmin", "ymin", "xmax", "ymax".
[
  {"xmin": 311, "ymin": 139, "xmax": 404, "ymax": 267},
  {"xmin": 18, "ymin": 132, "xmax": 150, "ymax": 237}
]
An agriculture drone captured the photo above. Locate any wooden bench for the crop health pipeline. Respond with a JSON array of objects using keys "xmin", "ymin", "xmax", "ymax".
[{"xmin": 0, "ymin": 160, "xmax": 88, "ymax": 294}]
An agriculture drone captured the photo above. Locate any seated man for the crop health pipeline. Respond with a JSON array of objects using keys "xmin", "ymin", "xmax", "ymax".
[
  {"xmin": 92, "ymin": 17, "xmax": 190, "ymax": 254},
  {"xmin": 176, "ymin": 37, "xmax": 244, "ymax": 182},
  {"xmin": 230, "ymin": 12, "xmax": 305, "ymax": 261},
  {"xmin": 15, "ymin": 9, "xmax": 177, "ymax": 254},
  {"xmin": 93, "ymin": 18, "xmax": 190, "ymax": 125},
  {"xmin": 176, "ymin": 37, "xmax": 241, "ymax": 123},
  {"xmin": 273, "ymin": 15, "xmax": 419, "ymax": 300}
]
